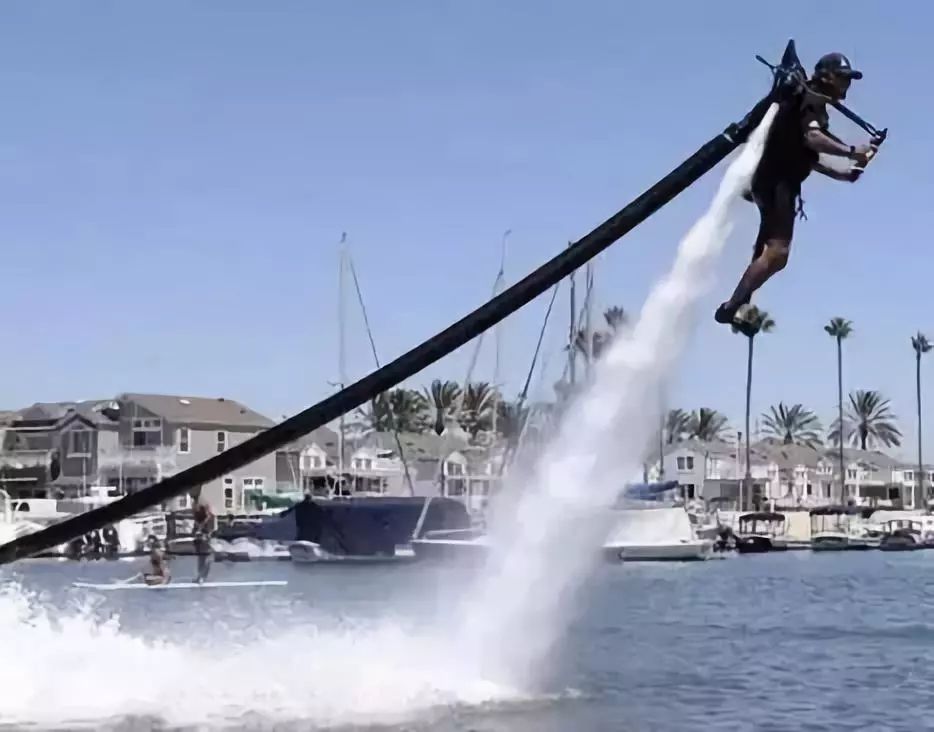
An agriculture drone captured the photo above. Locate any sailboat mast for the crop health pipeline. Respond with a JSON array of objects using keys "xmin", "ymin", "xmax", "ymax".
[
  {"xmin": 568, "ymin": 242, "xmax": 576, "ymax": 388},
  {"xmin": 337, "ymin": 232, "xmax": 348, "ymax": 494},
  {"xmin": 491, "ymin": 230, "xmax": 510, "ymax": 439},
  {"xmin": 584, "ymin": 260, "xmax": 594, "ymax": 380}
]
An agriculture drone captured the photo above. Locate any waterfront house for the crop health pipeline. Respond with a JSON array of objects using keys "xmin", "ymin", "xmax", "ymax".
[
  {"xmin": 0, "ymin": 400, "xmax": 121, "ymax": 499},
  {"xmin": 648, "ymin": 437, "xmax": 918, "ymax": 511},
  {"xmin": 347, "ymin": 430, "xmax": 505, "ymax": 515},
  {"xmin": 649, "ymin": 438, "xmax": 772, "ymax": 506},
  {"xmin": 98, "ymin": 393, "xmax": 277, "ymax": 513},
  {"xmin": 275, "ymin": 426, "xmax": 340, "ymax": 494}
]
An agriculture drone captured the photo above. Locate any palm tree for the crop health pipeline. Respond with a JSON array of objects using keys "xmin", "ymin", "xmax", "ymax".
[
  {"xmin": 363, "ymin": 388, "xmax": 430, "ymax": 433},
  {"xmin": 733, "ymin": 306, "xmax": 775, "ymax": 510},
  {"xmin": 664, "ymin": 409, "xmax": 692, "ymax": 445},
  {"xmin": 688, "ymin": 408, "xmax": 730, "ymax": 442},
  {"xmin": 602, "ymin": 306, "xmax": 628, "ymax": 332},
  {"xmin": 761, "ymin": 402, "xmax": 823, "ymax": 448},
  {"xmin": 912, "ymin": 332, "xmax": 932, "ymax": 508},
  {"xmin": 571, "ymin": 305, "xmax": 628, "ymax": 364},
  {"xmin": 459, "ymin": 381, "xmax": 497, "ymax": 438},
  {"xmin": 424, "ymin": 379, "xmax": 462, "ymax": 436},
  {"xmin": 495, "ymin": 399, "xmax": 529, "ymax": 448},
  {"xmin": 829, "ymin": 389, "xmax": 902, "ymax": 451},
  {"xmin": 824, "ymin": 317, "xmax": 853, "ymax": 503}
]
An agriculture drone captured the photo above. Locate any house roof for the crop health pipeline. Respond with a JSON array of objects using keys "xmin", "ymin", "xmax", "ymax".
[
  {"xmin": 664, "ymin": 438, "xmax": 763, "ymax": 463},
  {"xmin": 835, "ymin": 448, "xmax": 903, "ymax": 470},
  {"xmin": 358, "ymin": 430, "xmax": 486, "ymax": 460},
  {"xmin": 119, "ymin": 393, "xmax": 274, "ymax": 429},
  {"xmin": 755, "ymin": 440, "xmax": 824, "ymax": 470},
  {"xmin": 281, "ymin": 426, "xmax": 341, "ymax": 460},
  {"xmin": 14, "ymin": 400, "xmax": 119, "ymax": 429}
]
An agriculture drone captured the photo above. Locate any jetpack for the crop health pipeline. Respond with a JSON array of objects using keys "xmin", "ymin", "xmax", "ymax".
[
  {"xmin": 756, "ymin": 40, "xmax": 888, "ymax": 173},
  {"xmin": 0, "ymin": 41, "xmax": 862, "ymax": 565}
]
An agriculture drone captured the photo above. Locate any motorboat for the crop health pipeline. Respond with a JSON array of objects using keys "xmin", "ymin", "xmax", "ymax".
[
  {"xmin": 876, "ymin": 518, "xmax": 932, "ymax": 551},
  {"xmin": 280, "ymin": 496, "xmax": 470, "ymax": 564},
  {"xmin": 603, "ymin": 482, "xmax": 718, "ymax": 562},
  {"xmin": 733, "ymin": 511, "xmax": 789, "ymax": 554},
  {"xmin": 809, "ymin": 505, "xmax": 879, "ymax": 551}
]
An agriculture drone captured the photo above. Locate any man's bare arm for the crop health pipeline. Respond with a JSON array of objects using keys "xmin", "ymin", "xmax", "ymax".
[
  {"xmin": 814, "ymin": 161, "xmax": 860, "ymax": 182},
  {"xmin": 805, "ymin": 128, "xmax": 854, "ymax": 157}
]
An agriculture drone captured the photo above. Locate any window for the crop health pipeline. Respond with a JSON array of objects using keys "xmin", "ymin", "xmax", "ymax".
[
  {"xmin": 177, "ymin": 427, "xmax": 190, "ymax": 454},
  {"xmin": 905, "ymin": 470, "xmax": 914, "ymax": 481},
  {"xmin": 806, "ymin": 483, "xmax": 813, "ymax": 495},
  {"xmin": 223, "ymin": 476, "xmax": 235, "ymax": 510},
  {"xmin": 303, "ymin": 455, "xmax": 322, "ymax": 470},
  {"xmin": 132, "ymin": 418, "xmax": 162, "ymax": 447},
  {"xmin": 683, "ymin": 483, "xmax": 696, "ymax": 499},
  {"xmin": 70, "ymin": 430, "xmax": 92, "ymax": 456},
  {"xmin": 676, "ymin": 456, "xmax": 694, "ymax": 471},
  {"xmin": 242, "ymin": 477, "xmax": 265, "ymax": 510},
  {"xmin": 846, "ymin": 469, "xmax": 857, "ymax": 480},
  {"xmin": 363, "ymin": 458, "xmax": 373, "ymax": 471},
  {"xmin": 447, "ymin": 461, "xmax": 465, "ymax": 476},
  {"xmin": 216, "ymin": 431, "xmax": 227, "ymax": 453}
]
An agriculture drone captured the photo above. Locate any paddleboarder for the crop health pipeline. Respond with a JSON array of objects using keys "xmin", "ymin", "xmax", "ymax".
[
  {"xmin": 192, "ymin": 498, "xmax": 216, "ymax": 584},
  {"xmin": 123, "ymin": 545, "xmax": 171, "ymax": 586}
]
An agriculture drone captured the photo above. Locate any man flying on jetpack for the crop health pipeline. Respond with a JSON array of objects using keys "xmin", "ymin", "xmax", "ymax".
[{"xmin": 715, "ymin": 51, "xmax": 881, "ymax": 334}]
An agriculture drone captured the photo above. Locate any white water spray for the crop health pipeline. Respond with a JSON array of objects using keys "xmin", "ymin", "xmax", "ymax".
[
  {"xmin": 454, "ymin": 104, "xmax": 779, "ymax": 686},
  {"xmin": 0, "ymin": 105, "xmax": 776, "ymax": 729},
  {"xmin": 0, "ymin": 583, "xmax": 522, "ymax": 729}
]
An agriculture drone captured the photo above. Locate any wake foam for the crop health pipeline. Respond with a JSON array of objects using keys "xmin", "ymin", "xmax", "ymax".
[{"xmin": 0, "ymin": 582, "xmax": 522, "ymax": 730}]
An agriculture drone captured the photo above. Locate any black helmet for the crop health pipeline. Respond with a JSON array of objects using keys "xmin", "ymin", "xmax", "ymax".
[{"xmin": 814, "ymin": 52, "xmax": 863, "ymax": 80}]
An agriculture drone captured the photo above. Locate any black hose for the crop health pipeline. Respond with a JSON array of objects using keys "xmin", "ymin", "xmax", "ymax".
[{"xmin": 0, "ymin": 91, "xmax": 778, "ymax": 564}]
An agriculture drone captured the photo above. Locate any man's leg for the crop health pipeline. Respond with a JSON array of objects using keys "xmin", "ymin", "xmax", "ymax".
[{"xmin": 715, "ymin": 184, "xmax": 796, "ymax": 324}]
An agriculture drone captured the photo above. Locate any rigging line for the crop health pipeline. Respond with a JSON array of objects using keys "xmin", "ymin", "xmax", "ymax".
[
  {"xmin": 345, "ymin": 252, "xmax": 417, "ymax": 497},
  {"xmin": 499, "ymin": 280, "xmax": 561, "ymax": 476},
  {"xmin": 453, "ymin": 263, "xmax": 507, "ymax": 422}
]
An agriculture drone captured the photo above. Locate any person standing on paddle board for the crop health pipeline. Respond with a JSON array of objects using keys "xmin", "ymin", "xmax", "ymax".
[
  {"xmin": 714, "ymin": 52, "xmax": 876, "ymax": 334},
  {"xmin": 192, "ymin": 499, "xmax": 216, "ymax": 583}
]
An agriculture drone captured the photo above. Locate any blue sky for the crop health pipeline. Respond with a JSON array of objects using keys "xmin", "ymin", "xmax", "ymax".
[{"xmin": 0, "ymin": 1, "xmax": 929, "ymax": 457}]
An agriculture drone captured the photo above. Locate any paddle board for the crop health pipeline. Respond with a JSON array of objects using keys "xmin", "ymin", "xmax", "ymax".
[{"xmin": 72, "ymin": 580, "xmax": 287, "ymax": 591}]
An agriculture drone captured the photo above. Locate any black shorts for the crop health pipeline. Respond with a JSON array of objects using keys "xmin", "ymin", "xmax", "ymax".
[{"xmin": 750, "ymin": 177, "xmax": 799, "ymax": 255}]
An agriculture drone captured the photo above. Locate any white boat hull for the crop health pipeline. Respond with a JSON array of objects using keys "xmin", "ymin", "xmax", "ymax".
[
  {"xmin": 411, "ymin": 536, "xmax": 490, "ymax": 561},
  {"xmin": 810, "ymin": 532, "xmax": 877, "ymax": 551},
  {"xmin": 603, "ymin": 539, "xmax": 716, "ymax": 562},
  {"xmin": 288, "ymin": 540, "xmax": 415, "ymax": 565}
]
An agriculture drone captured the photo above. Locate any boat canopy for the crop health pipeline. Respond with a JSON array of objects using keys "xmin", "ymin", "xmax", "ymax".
[
  {"xmin": 808, "ymin": 505, "xmax": 875, "ymax": 518},
  {"xmin": 739, "ymin": 512, "xmax": 785, "ymax": 523},
  {"xmin": 618, "ymin": 480, "xmax": 680, "ymax": 501}
]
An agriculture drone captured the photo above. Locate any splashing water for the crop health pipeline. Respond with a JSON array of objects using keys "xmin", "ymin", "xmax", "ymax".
[
  {"xmin": 454, "ymin": 104, "xmax": 779, "ymax": 687},
  {"xmin": 0, "ymin": 581, "xmax": 524, "ymax": 730},
  {"xmin": 0, "ymin": 105, "xmax": 776, "ymax": 730}
]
